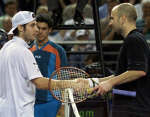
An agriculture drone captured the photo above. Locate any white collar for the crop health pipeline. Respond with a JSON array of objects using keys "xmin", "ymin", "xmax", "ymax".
[{"xmin": 13, "ymin": 36, "xmax": 29, "ymax": 48}]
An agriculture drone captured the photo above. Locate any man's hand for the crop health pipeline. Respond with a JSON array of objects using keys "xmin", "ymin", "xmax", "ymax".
[{"xmin": 94, "ymin": 79, "xmax": 113, "ymax": 95}]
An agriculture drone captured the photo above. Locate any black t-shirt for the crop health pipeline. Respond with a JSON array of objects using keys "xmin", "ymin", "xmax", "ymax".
[{"xmin": 113, "ymin": 29, "xmax": 150, "ymax": 116}]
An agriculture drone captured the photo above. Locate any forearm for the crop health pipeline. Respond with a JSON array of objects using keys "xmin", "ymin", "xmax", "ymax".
[
  {"xmin": 88, "ymin": 75, "xmax": 115, "ymax": 87},
  {"xmin": 32, "ymin": 77, "xmax": 77, "ymax": 90},
  {"xmin": 109, "ymin": 71, "xmax": 146, "ymax": 86},
  {"xmin": 32, "ymin": 77, "xmax": 49, "ymax": 90},
  {"xmin": 98, "ymin": 75, "xmax": 115, "ymax": 82},
  {"xmin": 91, "ymin": 71, "xmax": 146, "ymax": 95},
  {"xmin": 51, "ymin": 79, "xmax": 77, "ymax": 89}
]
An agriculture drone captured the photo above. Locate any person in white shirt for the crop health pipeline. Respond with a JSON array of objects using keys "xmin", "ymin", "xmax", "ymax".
[{"xmin": 0, "ymin": 11, "xmax": 84, "ymax": 117}]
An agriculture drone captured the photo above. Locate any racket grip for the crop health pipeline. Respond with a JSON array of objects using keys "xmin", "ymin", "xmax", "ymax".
[
  {"xmin": 112, "ymin": 89, "xmax": 136, "ymax": 97},
  {"xmin": 68, "ymin": 89, "xmax": 80, "ymax": 117},
  {"xmin": 87, "ymin": 88, "xmax": 94, "ymax": 94}
]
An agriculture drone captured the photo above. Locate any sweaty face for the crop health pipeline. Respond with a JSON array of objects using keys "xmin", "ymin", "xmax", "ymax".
[
  {"xmin": 24, "ymin": 20, "xmax": 38, "ymax": 42},
  {"xmin": 36, "ymin": 22, "xmax": 51, "ymax": 42}
]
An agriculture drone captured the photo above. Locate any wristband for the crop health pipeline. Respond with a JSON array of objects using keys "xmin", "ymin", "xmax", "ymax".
[
  {"xmin": 91, "ymin": 78, "xmax": 99, "ymax": 85},
  {"xmin": 88, "ymin": 78, "xmax": 99, "ymax": 88},
  {"xmin": 88, "ymin": 79, "xmax": 94, "ymax": 88}
]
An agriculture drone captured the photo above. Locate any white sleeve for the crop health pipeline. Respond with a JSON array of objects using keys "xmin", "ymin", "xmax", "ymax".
[{"xmin": 19, "ymin": 49, "xmax": 43, "ymax": 80}]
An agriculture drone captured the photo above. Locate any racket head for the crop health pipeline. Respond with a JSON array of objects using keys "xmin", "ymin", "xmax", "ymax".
[{"xmin": 48, "ymin": 67, "xmax": 90, "ymax": 103}]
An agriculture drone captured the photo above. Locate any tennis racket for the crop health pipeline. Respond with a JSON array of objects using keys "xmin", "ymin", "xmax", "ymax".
[
  {"xmin": 48, "ymin": 67, "xmax": 92, "ymax": 103},
  {"xmin": 48, "ymin": 67, "xmax": 92, "ymax": 117}
]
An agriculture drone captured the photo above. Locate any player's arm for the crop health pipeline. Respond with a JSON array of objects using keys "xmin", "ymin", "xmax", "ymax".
[
  {"xmin": 31, "ymin": 77, "xmax": 49, "ymax": 90},
  {"xmin": 89, "ymin": 70, "xmax": 146, "ymax": 87},
  {"xmin": 92, "ymin": 70, "xmax": 146, "ymax": 95},
  {"xmin": 31, "ymin": 77, "xmax": 82, "ymax": 90},
  {"xmin": 108, "ymin": 70, "xmax": 146, "ymax": 86},
  {"xmin": 98, "ymin": 75, "xmax": 115, "ymax": 82},
  {"xmin": 88, "ymin": 75, "xmax": 115, "ymax": 87}
]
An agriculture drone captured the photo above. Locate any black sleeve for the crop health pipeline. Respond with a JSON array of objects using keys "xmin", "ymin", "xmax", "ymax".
[{"xmin": 125, "ymin": 36, "xmax": 148, "ymax": 72}]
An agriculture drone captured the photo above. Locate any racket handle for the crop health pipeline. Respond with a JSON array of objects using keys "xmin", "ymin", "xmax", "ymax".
[
  {"xmin": 113, "ymin": 89, "xmax": 136, "ymax": 97},
  {"xmin": 68, "ymin": 89, "xmax": 80, "ymax": 117}
]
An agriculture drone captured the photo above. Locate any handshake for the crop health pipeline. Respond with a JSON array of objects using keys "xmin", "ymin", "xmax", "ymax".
[
  {"xmin": 70, "ymin": 78, "xmax": 100, "ymax": 96},
  {"xmin": 50, "ymin": 77, "xmax": 115, "ymax": 103},
  {"xmin": 73, "ymin": 77, "xmax": 114, "ymax": 96},
  {"xmin": 51, "ymin": 76, "xmax": 114, "ymax": 100}
]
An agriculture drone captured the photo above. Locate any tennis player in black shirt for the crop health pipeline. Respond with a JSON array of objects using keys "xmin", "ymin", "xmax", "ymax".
[{"xmin": 94, "ymin": 3, "xmax": 150, "ymax": 117}]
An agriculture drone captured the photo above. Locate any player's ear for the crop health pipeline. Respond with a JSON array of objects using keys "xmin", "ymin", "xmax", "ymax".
[{"xmin": 18, "ymin": 25, "xmax": 24, "ymax": 32}]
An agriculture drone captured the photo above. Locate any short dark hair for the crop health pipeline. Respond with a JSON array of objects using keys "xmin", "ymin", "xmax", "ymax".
[{"xmin": 36, "ymin": 13, "xmax": 53, "ymax": 28}]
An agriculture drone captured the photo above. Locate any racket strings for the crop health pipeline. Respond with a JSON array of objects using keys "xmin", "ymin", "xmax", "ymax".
[{"xmin": 50, "ymin": 67, "xmax": 89, "ymax": 103}]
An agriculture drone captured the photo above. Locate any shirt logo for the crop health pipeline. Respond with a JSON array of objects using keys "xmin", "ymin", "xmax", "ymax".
[{"xmin": 35, "ymin": 55, "xmax": 41, "ymax": 59}]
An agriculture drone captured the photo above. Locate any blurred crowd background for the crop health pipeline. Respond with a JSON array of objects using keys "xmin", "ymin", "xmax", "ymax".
[{"xmin": 0, "ymin": 0, "xmax": 150, "ymax": 71}]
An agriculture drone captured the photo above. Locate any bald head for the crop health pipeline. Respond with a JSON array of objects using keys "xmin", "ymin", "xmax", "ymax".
[{"xmin": 112, "ymin": 3, "xmax": 137, "ymax": 22}]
